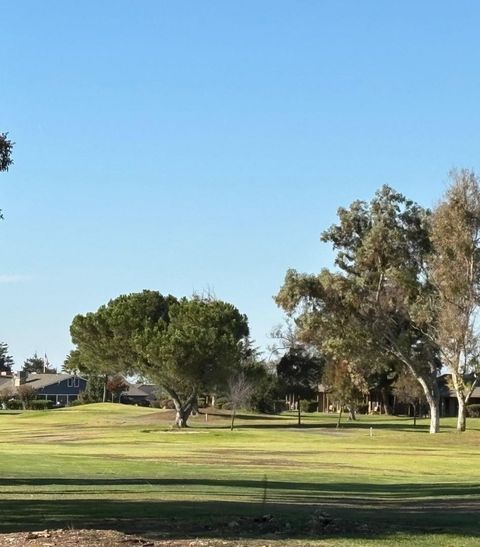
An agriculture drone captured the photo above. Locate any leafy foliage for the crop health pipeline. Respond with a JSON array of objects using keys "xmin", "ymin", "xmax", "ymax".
[
  {"xmin": 70, "ymin": 290, "xmax": 249, "ymax": 426},
  {"xmin": 276, "ymin": 185, "xmax": 442, "ymax": 433},
  {"xmin": 0, "ymin": 343, "xmax": 14, "ymax": 374},
  {"xmin": 0, "ymin": 133, "xmax": 13, "ymax": 172},
  {"xmin": 22, "ymin": 353, "xmax": 56, "ymax": 374},
  {"xmin": 429, "ymin": 169, "xmax": 480, "ymax": 430}
]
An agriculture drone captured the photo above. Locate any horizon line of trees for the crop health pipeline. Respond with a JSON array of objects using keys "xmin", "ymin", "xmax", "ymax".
[{"xmin": 3, "ymin": 137, "xmax": 480, "ymax": 433}]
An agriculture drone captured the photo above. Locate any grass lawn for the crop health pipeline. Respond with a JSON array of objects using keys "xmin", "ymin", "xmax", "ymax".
[{"xmin": 0, "ymin": 404, "xmax": 478, "ymax": 546}]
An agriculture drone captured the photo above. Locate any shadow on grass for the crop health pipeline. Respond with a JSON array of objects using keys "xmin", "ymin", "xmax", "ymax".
[
  {"xmin": 0, "ymin": 478, "xmax": 478, "ymax": 540},
  {"xmin": 211, "ymin": 420, "xmax": 435, "ymax": 432}
]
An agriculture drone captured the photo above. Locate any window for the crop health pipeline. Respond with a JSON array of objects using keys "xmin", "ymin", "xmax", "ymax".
[
  {"xmin": 73, "ymin": 377, "xmax": 79, "ymax": 388},
  {"xmin": 67, "ymin": 378, "xmax": 73, "ymax": 387}
]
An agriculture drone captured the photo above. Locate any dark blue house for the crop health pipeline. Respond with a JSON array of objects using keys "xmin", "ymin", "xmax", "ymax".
[{"xmin": 21, "ymin": 373, "xmax": 87, "ymax": 405}]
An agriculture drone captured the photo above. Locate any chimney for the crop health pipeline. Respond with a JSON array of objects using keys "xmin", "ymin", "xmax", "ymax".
[{"xmin": 19, "ymin": 371, "xmax": 28, "ymax": 385}]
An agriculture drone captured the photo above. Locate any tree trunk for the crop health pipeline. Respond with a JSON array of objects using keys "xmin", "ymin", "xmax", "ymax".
[
  {"xmin": 347, "ymin": 406, "xmax": 356, "ymax": 421},
  {"xmin": 168, "ymin": 390, "xmax": 197, "ymax": 428},
  {"xmin": 401, "ymin": 362, "xmax": 440, "ymax": 433},
  {"xmin": 297, "ymin": 397, "xmax": 301, "ymax": 426},
  {"xmin": 412, "ymin": 402, "xmax": 417, "ymax": 427},
  {"xmin": 230, "ymin": 407, "xmax": 236, "ymax": 431},
  {"xmin": 336, "ymin": 407, "xmax": 343, "ymax": 429},
  {"xmin": 457, "ymin": 395, "xmax": 467, "ymax": 432},
  {"xmin": 103, "ymin": 374, "xmax": 108, "ymax": 403},
  {"xmin": 450, "ymin": 370, "xmax": 469, "ymax": 432},
  {"xmin": 387, "ymin": 344, "xmax": 441, "ymax": 433},
  {"xmin": 424, "ymin": 387, "xmax": 440, "ymax": 434},
  {"xmin": 380, "ymin": 386, "xmax": 392, "ymax": 415}
]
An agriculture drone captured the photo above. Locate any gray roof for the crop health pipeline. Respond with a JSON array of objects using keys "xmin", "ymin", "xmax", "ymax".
[
  {"xmin": 23, "ymin": 373, "xmax": 85, "ymax": 390},
  {"xmin": 121, "ymin": 383, "xmax": 158, "ymax": 400},
  {"xmin": 0, "ymin": 376, "xmax": 14, "ymax": 392}
]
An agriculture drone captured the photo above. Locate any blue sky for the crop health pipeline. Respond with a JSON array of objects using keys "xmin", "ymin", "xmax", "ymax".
[{"xmin": 1, "ymin": 1, "xmax": 480, "ymax": 370}]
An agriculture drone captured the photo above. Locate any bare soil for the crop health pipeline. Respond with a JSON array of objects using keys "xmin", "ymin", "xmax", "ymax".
[{"xmin": 0, "ymin": 529, "xmax": 278, "ymax": 547}]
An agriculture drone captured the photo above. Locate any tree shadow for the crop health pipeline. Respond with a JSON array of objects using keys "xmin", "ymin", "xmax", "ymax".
[{"xmin": 0, "ymin": 478, "xmax": 478, "ymax": 540}]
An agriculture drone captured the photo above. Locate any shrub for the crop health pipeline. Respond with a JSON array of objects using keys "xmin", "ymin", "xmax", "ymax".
[
  {"xmin": 69, "ymin": 399, "xmax": 86, "ymax": 407},
  {"xmin": 300, "ymin": 400, "xmax": 318, "ymax": 413},
  {"xmin": 30, "ymin": 399, "xmax": 53, "ymax": 411},
  {"xmin": 273, "ymin": 400, "xmax": 288, "ymax": 413},
  {"xmin": 213, "ymin": 396, "xmax": 228, "ymax": 409},
  {"xmin": 6, "ymin": 399, "xmax": 23, "ymax": 410},
  {"xmin": 356, "ymin": 403, "xmax": 369, "ymax": 415},
  {"xmin": 467, "ymin": 404, "xmax": 480, "ymax": 417}
]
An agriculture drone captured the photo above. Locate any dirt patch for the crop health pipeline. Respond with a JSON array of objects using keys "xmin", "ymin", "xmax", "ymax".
[{"xmin": 0, "ymin": 529, "xmax": 264, "ymax": 547}]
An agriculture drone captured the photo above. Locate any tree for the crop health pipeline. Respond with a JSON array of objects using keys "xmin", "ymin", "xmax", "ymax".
[
  {"xmin": 0, "ymin": 132, "xmax": 13, "ymax": 221},
  {"xmin": 69, "ymin": 291, "xmax": 249, "ymax": 427},
  {"xmin": 276, "ymin": 348, "xmax": 323, "ymax": 426},
  {"xmin": 0, "ymin": 387, "xmax": 13, "ymax": 409},
  {"xmin": 137, "ymin": 296, "xmax": 249, "ymax": 427},
  {"xmin": 276, "ymin": 186, "xmax": 443, "ymax": 433},
  {"xmin": 429, "ymin": 170, "xmax": 480, "ymax": 431},
  {"xmin": 392, "ymin": 369, "xmax": 426, "ymax": 427},
  {"xmin": 70, "ymin": 290, "xmax": 176, "ymax": 401},
  {"xmin": 323, "ymin": 360, "xmax": 368, "ymax": 427},
  {"xmin": 0, "ymin": 343, "xmax": 14, "ymax": 374},
  {"xmin": 225, "ymin": 373, "xmax": 254, "ymax": 431},
  {"xmin": 22, "ymin": 353, "xmax": 56, "ymax": 374},
  {"xmin": 17, "ymin": 384, "xmax": 36, "ymax": 410},
  {"xmin": 106, "ymin": 375, "xmax": 128, "ymax": 403},
  {"xmin": 0, "ymin": 133, "xmax": 13, "ymax": 172}
]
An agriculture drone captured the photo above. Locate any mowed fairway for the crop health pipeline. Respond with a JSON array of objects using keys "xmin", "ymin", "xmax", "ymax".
[{"xmin": 0, "ymin": 404, "xmax": 479, "ymax": 546}]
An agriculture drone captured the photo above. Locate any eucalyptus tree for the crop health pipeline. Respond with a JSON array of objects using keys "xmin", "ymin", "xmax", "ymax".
[
  {"xmin": 277, "ymin": 186, "xmax": 443, "ymax": 433},
  {"xmin": 430, "ymin": 170, "xmax": 480, "ymax": 431}
]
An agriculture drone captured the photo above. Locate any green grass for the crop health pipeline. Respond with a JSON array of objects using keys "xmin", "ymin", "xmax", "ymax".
[{"xmin": 0, "ymin": 404, "xmax": 479, "ymax": 546}]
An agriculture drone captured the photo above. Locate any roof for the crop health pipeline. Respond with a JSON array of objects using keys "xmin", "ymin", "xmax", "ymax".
[
  {"xmin": 23, "ymin": 373, "xmax": 85, "ymax": 390},
  {"xmin": 0, "ymin": 376, "xmax": 14, "ymax": 392},
  {"xmin": 439, "ymin": 374, "xmax": 480, "ymax": 399},
  {"xmin": 121, "ymin": 383, "xmax": 158, "ymax": 400},
  {"xmin": 138, "ymin": 384, "xmax": 158, "ymax": 398}
]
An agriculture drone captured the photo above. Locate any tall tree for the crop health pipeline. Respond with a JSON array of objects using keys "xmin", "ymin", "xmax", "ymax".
[
  {"xmin": 70, "ymin": 290, "xmax": 176, "ymax": 401},
  {"xmin": 70, "ymin": 291, "xmax": 249, "ymax": 426},
  {"xmin": 22, "ymin": 353, "xmax": 56, "ymax": 374},
  {"xmin": 0, "ymin": 132, "xmax": 13, "ymax": 221},
  {"xmin": 276, "ymin": 348, "xmax": 323, "ymax": 426},
  {"xmin": 323, "ymin": 360, "xmax": 368, "ymax": 427},
  {"xmin": 393, "ymin": 369, "xmax": 426, "ymax": 427},
  {"xmin": 137, "ymin": 296, "xmax": 249, "ymax": 426},
  {"xmin": 430, "ymin": 170, "xmax": 480, "ymax": 431},
  {"xmin": 0, "ymin": 343, "xmax": 14, "ymax": 374},
  {"xmin": 277, "ymin": 186, "xmax": 443, "ymax": 433}
]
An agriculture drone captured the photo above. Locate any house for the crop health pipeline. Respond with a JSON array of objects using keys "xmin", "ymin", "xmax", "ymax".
[
  {"xmin": 19, "ymin": 373, "xmax": 87, "ymax": 405},
  {"xmin": 120, "ymin": 383, "xmax": 158, "ymax": 406},
  {"xmin": 439, "ymin": 374, "xmax": 480, "ymax": 417}
]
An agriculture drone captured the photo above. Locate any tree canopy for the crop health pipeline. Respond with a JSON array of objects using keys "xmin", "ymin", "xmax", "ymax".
[
  {"xmin": 69, "ymin": 290, "xmax": 249, "ymax": 426},
  {"xmin": 0, "ymin": 133, "xmax": 13, "ymax": 173},
  {"xmin": 276, "ymin": 185, "xmax": 442, "ymax": 433},
  {"xmin": 0, "ymin": 343, "xmax": 14, "ymax": 374},
  {"xmin": 22, "ymin": 353, "xmax": 56, "ymax": 374},
  {"xmin": 429, "ymin": 169, "xmax": 480, "ymax": 431}
]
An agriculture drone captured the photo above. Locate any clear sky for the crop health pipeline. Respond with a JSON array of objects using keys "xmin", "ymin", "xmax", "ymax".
[{"xmin": 1, "ymin": 1, "xmax": 480, "ymax": 370}]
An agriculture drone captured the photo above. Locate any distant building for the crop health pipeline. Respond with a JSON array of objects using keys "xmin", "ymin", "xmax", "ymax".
[{"xmin": 17, "ymin": 373, "xmax": 87, "ymax": 405}]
